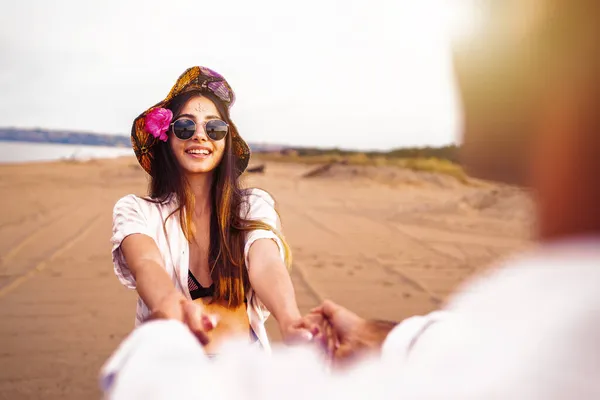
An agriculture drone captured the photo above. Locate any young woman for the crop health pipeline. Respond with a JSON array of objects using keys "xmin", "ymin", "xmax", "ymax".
[{"xmin": 111, "ymin": 66, "xmax": 310, "ymax": 354}]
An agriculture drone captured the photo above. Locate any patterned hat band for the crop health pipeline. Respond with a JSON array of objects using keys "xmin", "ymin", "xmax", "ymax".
[{"xmin": 183, "ymin": 66, "xmax": 236, "ymax": 107}]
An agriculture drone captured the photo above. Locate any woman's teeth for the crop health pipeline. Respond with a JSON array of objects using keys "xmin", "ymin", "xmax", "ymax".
[{"xmin": 187, "ymin": 149, "xmax": 211, "ymax": 155}]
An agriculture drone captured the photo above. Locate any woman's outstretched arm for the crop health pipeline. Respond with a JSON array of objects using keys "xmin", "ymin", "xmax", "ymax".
[
  {"xmin": 120, "ymin": 234, "xmax": 184, "ymax": 316},
  {"xmin": 246, "ymin": 238, "xmax": 313, "ymax": 343}
]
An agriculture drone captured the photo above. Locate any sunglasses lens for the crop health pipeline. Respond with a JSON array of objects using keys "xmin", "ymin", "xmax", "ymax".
[
  {"xmin": 172, "ymin": 119, "xmax": 196, "ymax": 140},
  {"xmin": 205, "ymin": 120, "xmax": 228, "ymax": 141}
]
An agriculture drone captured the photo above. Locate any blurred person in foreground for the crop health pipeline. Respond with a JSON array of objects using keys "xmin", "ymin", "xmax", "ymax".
[{"xmin": 100, "ymin": 0, "xmax": 600, "ymax": 398}]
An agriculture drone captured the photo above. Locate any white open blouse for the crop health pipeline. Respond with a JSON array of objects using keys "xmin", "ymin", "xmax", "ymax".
[{"xmin": 111, "ymin": 188, "xmax": 285, "ymax": 352}]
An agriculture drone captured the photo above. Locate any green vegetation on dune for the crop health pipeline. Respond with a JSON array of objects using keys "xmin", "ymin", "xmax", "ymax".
[
  {"xmin": 394, "ymin": 157, "xmax": 468, "ymax": 183},
  {"xmin": 287, "ymin": 144, "xmax": 459, "ymax": 162},
  {"xmin": 253, "ymin": 145, "xmax": 468, "ymax": 183}
]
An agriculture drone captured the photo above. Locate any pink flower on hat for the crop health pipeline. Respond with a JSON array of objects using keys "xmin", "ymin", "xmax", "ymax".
[{"xmin": 145, "ymin": 107, "xmax": 173, "ymax": 142}]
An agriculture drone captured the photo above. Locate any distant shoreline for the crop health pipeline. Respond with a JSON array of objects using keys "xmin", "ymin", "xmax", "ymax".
[
  {"xmin": 0, "ymin": 138, "xmax": 129, "ymax": 148},
  {"xmin": 0, "ymin": 140, "xmax": 134, "ymax": 164},
  {"xmin": 0, "ymin": 128, "xmax": 130, "ymax": 148}
]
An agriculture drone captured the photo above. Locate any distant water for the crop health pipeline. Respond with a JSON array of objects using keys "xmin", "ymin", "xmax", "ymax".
[{"xmin": 0, "ymin": 141, "xmax": 134, "ymax": 164}]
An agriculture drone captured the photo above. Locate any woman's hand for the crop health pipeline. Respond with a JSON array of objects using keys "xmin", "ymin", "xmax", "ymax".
[
  {"xmin": 147, "ymin": 291, "xmax": 217, "ymax": 345},
  {"xmin": 279, "ymin": 321, "xmax": 313, "ymax": 345},
  {"xmin": 149, "ymin": 291, "xmax": 189, "ymax": 320},
  {"xmin": 278, "ymin": 312, "xmax": 327, "ymax": 346}
]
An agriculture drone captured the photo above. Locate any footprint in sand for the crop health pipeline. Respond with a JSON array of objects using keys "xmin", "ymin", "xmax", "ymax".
[{"xmin": 313, "ymin": 262, "xmax": 325, "ymax": 269}]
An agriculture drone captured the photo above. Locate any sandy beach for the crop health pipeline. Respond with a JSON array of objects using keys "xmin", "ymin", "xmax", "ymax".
[{"xmin": 0, "ymin": 157, "xmax": 532, "ymax": 399}]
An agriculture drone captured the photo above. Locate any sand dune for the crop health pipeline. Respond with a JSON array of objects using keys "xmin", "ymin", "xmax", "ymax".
[
  {"xmin": 301, "ymin": 162, "xmax": 467, "ymax": 189},
  {"xmin": 0, "ymin": 158, "xmax": 531, "ymax": 399}
]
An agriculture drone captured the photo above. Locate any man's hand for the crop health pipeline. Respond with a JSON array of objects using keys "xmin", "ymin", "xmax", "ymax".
[
  {"xmin": 311, "ymin": 300, "xmax": 397, "ymax": 367},
  {"xmin": 146, "ymin": 291, "xmax": 216, "ymax": 345}
]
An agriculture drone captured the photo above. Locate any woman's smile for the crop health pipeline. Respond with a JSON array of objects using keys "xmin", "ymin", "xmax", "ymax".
[{"xmin": 185, "ymin": 145, "xmax": 213, "ymax": 160}]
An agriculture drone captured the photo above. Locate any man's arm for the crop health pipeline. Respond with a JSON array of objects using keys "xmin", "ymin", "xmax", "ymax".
[{"xmin": 312, "ymin": 300, "xmax": 447, "ymax": 368}]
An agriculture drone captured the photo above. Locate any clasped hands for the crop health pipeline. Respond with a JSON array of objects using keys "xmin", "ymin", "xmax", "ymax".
[
  {"xmin": 284, "ymin": 301, "xmax": 397, "ymax": 367},
  {"xmin": 147, "ymin": 293, "xmax": 395, "ymax": 368}
]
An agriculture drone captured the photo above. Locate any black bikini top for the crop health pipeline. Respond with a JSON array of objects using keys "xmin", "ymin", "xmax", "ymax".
[{"xmin": 187, "ymin": 271, "xmax": 215, "ymax": 300}]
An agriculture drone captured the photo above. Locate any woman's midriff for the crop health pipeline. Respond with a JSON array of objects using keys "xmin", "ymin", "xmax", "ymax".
[{"xmin": 195, "ymin": 297, "xmax": 251, "ymax": 354}]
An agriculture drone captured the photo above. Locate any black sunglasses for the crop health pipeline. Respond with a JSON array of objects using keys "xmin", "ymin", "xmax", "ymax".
[{"xmin": 170, "ymin": 118, "xmax": 229, "ymax": 141}]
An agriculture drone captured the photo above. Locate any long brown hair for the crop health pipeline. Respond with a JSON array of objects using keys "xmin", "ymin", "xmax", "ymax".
[{"xmin": 147, "ymin": 89, "xmax": 291, "ymax": 307}]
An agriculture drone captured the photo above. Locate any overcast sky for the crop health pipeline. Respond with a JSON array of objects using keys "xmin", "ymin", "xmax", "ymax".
[{"xmin": 1, "ymin": 0, "xmax": 469, "ymax": 150}]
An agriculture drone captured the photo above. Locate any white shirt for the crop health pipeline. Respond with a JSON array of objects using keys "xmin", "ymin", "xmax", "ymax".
[
  {"xmin": 110, "ymin": 188, "xmax": 285, "ymax": 352},
  {"xmin": 101, "ymin": 237, "xmax": 600, "ymax": 399}
]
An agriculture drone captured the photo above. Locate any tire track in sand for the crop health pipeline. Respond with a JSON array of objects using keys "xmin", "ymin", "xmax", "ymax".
[
  {"xmin": 0, "ymin": 204, "xmax": 83, "ymax": 268},
  {"xmin": 368, "ymin": 255, "xmax": 444, "ymax": 306},
  {"xmin": 290, "ymin": 263, "xmax": 323, "ymax": 305},
  {"xmin": 284, "ymin": 206, "xmax": 342, "ymax": 239},
  {"xmin": 0, "ymin": 205, "xmax": 66, "ymax": 230},
  {"xmin": 287, "ymin": 199, "xmax": 440, "ymax": 306},
  {"xmin": 0, "ymin": 213, "xmax": 101, "ymax": 299}
]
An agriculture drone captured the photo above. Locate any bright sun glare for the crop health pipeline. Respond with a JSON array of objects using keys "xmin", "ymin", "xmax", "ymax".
[
  {"xmin": 443, "ymin": 0, "xmax": 483, "ymax": 40},
  {"xmin": 395, "ymin": 0, "xmax": 481, "ymax": 43},
  {"xmin": 386, "ymin": 0, "xmax": 481, "ymax": 147}
]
